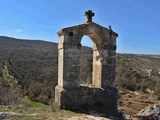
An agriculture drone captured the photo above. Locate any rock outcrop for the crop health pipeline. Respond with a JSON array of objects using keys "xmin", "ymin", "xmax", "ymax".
[
  {"xmin": 138, "ymin": 103, "xmax": 160, "ymax": 116},
  {"xmin": 129, "ymin": 103, "xmax": 160, "ymax": 119}
]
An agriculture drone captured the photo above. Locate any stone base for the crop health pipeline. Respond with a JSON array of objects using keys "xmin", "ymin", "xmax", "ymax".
[{"xmin": 55, "ymin": 85, "xmax": 118, "ymax": 116}]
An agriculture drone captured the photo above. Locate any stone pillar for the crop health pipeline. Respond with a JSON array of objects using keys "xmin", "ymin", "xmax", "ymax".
[
  {"xmin": 57, "ymin": 32, "xmax": 81, "ymax": 89},
  {"xmin": 92, "ymin": 34, "xmax": 117, "ymax": 89},
  {"xmin": 58, "ymin": 48, "xmax": 64, "ymax": 87},
  {"xmin": 92, "ymin": 49, "xmax": 102, "ymax": 88},
  {"xmin": 101, "ymin": 36, "xmax": 117, "ymax": 89},
  {"xmin": 101, "ymin": 50, "xmax": 116, "ymax": 89},
  {"xmin": 55, "ymin": 30, "xmax": 82, "ymax": 107}
]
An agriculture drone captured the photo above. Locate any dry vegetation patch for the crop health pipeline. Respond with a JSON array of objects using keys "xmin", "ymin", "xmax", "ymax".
[{"xmin": 118, "ymin": 89, "xmax": 160, "ymax": 115}]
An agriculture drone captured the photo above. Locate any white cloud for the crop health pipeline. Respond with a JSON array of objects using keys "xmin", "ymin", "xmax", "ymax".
[{"xmin": 16, "ymin": 29, "xmax": 23, "ymax": 33}]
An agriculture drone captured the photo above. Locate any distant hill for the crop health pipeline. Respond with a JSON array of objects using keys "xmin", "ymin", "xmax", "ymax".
[
  {"xmin": 0, "ymin": 36, "xmax": 57, "ymax": 50},
  {"xmin": 0, "ymin": 36, "xmax": 58, "ymax": 83},
  {"xmin": 0, "ymin": 36, "xmax": 160, "ymax": 104}
]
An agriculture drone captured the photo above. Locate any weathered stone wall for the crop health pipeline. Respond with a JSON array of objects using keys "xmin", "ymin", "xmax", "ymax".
[
  {"xmin": 63, "ymin": 49, "xmax": 81, "ymax": 88},
  {"xmin": 55, "ymin": 85, "xmax": 118, "ymax": 116}
]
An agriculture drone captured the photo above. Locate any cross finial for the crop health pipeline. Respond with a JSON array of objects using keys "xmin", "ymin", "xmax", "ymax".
[{"xmin": 84, "ymin": 10, "xmax": 95, "ymax": 23}]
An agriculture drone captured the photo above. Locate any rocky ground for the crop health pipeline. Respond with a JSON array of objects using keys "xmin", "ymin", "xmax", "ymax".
[
  {"xmin": 0, "ymin": 89, "xmax": 159, "ymax": 120},
  {"xmin": 119, "ymin": 89, "xmax": 160, "ymax": 119},
  {"xmin": 118, "ymin": 89, "xmax": 159, "ymax": 115},
  {"xmin": 0, "ymin": 107, "xmax": 113, "ymax": 120}
]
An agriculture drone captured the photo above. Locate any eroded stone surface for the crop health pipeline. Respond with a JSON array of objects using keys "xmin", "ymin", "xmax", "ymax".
[{"xmin": 55, "ymin": 85, "xmax": 118, "ymax": 116}]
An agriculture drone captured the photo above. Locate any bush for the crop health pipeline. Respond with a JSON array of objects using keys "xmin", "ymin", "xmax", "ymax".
[
  {"xmin": 0, "ymin": 88, "xmax": 22, "ymax": 106},
  {"xmin": 29, "ymin": 82, "xmax": 43, "ymax": 98},
  {"xmin": 37, "ymin": 95, "xmax": 49, "ymax": 104}
]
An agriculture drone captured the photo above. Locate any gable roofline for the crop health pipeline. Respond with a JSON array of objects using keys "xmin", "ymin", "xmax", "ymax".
[{"xmin": 57, "ymin": 22, "xmax": 118, "ymax": 37}]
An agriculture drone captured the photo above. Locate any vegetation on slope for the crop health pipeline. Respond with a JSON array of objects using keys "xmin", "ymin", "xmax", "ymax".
[
  {"xmin": 115, "ymin": 54, "xmax": 160, "ymax": 93},
  {"xmin": 0, "ymin": 36, "xmax": 160, "ymax": 106}
]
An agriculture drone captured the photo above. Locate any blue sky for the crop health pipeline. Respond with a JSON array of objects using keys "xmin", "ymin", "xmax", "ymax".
[{"xmin": 0, "ymin": 0, "xmax": 160, "ymax": 55}]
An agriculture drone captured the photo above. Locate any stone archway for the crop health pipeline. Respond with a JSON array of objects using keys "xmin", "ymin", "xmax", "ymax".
[
  {"xmin": 57, "ymin": 22, "xmax": 118, "ymax": 89},
  {"xmin": 55, "ymin": 10, "xmax": 118, "ymax": 115}
]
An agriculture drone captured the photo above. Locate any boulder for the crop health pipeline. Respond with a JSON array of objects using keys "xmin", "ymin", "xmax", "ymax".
[{"xmin": 138, "ymin": 104, "xmax": 160, "ymax": 116}]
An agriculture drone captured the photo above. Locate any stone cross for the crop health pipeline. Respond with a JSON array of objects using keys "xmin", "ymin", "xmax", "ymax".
[
  {"xmin": 84, "ymin": 10, "xmax": 95, "ymax": 23},
  {"xmin": 108, "ymin": 25, "xmax": 113, "ymax": 37}
]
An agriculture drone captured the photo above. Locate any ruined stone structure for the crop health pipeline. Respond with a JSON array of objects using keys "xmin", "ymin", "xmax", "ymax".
[{"xmin": 55, "ymin": 10, "xmax": 118, "ymax": 115}]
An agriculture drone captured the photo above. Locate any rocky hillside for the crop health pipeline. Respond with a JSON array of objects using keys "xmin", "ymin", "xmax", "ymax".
[
  {"xmin": 0, "ymin": 36, "xmax": 160, "ymax": 105},
  {"xmin": 115, "ymin": 54, "xmax": 160, "ymax": 92},
  {"xmin": 0, "ymin": 36, "xmax": 92, "ymax": 104}
]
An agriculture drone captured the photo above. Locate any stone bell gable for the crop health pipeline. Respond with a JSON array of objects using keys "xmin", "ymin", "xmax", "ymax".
[{"xmin": 55, "ymin": 10, "xmax": 119, "ymax": 116}]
